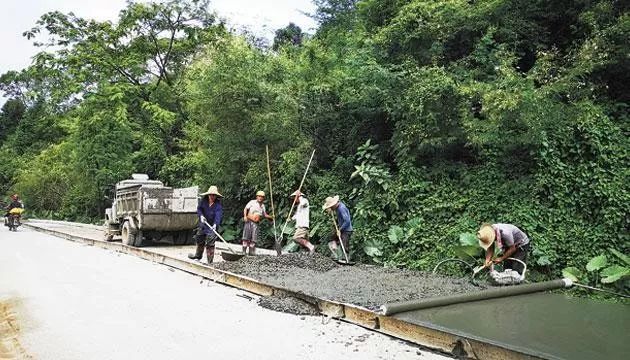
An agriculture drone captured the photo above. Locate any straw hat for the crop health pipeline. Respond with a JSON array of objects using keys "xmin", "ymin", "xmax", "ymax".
[
  {"xmin": 322, "ymin": 195, "xmax": 339, "ymax": 210},
  {"xmin": 200, "ymin": 186, "xmax": 223, "ymax": 197},
  {"xmin": 477, "ymin": 224, "xmax": 496, "ymax": 250},
  {"xmin": 290, "ymin": 190, "xmax": 302, "ymax": 197},
  {"xmin": 256, "ymin": 191, "xmax": 266, "ymax": 197}
]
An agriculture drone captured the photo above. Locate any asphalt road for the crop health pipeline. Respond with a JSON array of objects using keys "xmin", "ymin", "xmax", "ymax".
[{"xmin": 0, "ymin": 226, "xmax": 450, "ymax": 360}]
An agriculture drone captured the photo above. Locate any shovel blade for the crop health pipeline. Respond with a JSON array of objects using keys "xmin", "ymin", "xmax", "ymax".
[{"xmin": 221, "ymin": 252, "xmax": 245, "ymax": 262}]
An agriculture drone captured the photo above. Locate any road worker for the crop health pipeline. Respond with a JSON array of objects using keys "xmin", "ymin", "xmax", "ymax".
[
  {"xmin": 188, "ymin": 186, "xmax": 223, "ymax": 264},
  {"xmin": 477, "ymin": 223, "xmax": 531, "ymax": 282},
  {"xmin": 322, "ymin": 195, "xmax": 353, "ymax": 260},
  {"xmin": 290, "ymin": 190, "xmax": 315, "ymax": 254},
  {"xmin": 241, "ymin": 191, "xmax": 273, "ymax": 255}
]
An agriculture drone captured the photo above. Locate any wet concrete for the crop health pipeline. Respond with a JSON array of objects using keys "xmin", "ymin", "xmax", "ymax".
[
  {"xmin": 257, "ymin": 293, "xmax": 320, "ymax": 316},
  {"xmin": 214, "ymin": 253, "xmax": 485, "ymax": 310},
  {"xmin": 395, "ymin": 293, "xmax": 630, "ymax": 360}
]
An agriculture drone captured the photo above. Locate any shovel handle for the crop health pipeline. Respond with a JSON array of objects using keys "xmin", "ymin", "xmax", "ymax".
[
  {"xmin": 330, "ymin": 212, "xmax": 350, "ymax": 263},
  {"xmin": 200, "ymin": 218, "xmax": 237, "ymax": 254}
]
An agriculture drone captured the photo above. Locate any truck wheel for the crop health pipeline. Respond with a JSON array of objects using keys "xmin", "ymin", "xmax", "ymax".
[
  {"xmin": 133, "ymin": 230, "xmax": 144, "ymax": 247},
  {"xmin": 121, "ymin": 221, "xmax": 136, "ymax": 246}
]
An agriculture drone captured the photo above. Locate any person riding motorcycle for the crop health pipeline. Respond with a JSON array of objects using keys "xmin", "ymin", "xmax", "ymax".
[{"xmin": 4, "ymin": 194, "xmax": 24, "ymax": 227}]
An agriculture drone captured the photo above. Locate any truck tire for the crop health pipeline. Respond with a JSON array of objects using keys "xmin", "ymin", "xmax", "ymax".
[
  {"xmin": 133, "ymin": 230, "xmax": 144, "ymax": 246},
  {"xmin": 121, "ymin": 221, "xmax": 136, "ymax": 246}
]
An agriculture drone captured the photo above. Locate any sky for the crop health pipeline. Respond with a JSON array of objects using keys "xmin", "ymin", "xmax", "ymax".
[{"xmin": 0, "ymin": 0, "xmax": 317, "ymax": 75}]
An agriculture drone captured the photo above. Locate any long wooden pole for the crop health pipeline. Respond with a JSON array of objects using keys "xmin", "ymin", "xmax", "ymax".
[
  {"xmin": 277, "ymin": 149, "xmax": 316, "ymax": 255},
  {"xmin": 265, "ymin": 145, "xmax": 277, "ymax": 244}
]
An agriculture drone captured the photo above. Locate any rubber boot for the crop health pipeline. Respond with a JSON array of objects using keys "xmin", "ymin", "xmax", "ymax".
[
  {"xmin": 248, "ymin": 246, "xmax": 256, "ymax": 256},
  {"xmin": 206, "ymin": 246, "xmax": 215, "ymax": 264},
  {"xmin": 188, "ymin": 243, "xmax": 204, "ymax": 260}
]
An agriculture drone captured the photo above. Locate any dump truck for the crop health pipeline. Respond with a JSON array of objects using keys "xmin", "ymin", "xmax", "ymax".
[{"xmin": 104, "ymin": 174, "xmax": 199, "ymax": 246}]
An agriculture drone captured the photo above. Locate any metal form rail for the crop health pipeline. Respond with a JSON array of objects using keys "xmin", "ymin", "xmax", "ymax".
[{"xmin": 23, "ymin": 221, "xmax": 626, "ymax": 360}]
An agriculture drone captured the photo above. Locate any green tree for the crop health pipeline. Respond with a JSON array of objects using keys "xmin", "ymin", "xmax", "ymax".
[{"xmin": 273, "ymin": 23, "xmax": 304, "ymax": 50}]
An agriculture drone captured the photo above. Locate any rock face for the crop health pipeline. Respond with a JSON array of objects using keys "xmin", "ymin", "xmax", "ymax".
[{"xmin": 214, "ymin": 253, "xmax": 485, "ymax": 310}]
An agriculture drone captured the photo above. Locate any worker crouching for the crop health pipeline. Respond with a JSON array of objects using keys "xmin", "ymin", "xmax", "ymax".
[
  {"xmin": 189, "ymin": 186, "xmax": 223, "ymax": 264},
  {"xmin": 478, "ymin": 223, "xmax": 531, "ymax": 285},
  {"xmin": 241, "ymin": 191, "xmax": 273, "ymax": 256}
]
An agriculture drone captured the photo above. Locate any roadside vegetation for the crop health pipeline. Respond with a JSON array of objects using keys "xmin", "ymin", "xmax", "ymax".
[{"xmin": 0, "ymin": 0, "xmax": 627, "ymax": 294}]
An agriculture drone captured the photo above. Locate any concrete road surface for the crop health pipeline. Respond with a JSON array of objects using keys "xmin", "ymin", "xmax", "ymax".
[{"xmin": 0, "ymin": 226, "xmax": 451, "ymax": 360}]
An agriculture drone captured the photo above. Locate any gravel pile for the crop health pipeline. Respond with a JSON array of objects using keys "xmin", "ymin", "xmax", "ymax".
[
  {"xmin": 214, "ymin": 253, "xmax": 485, "ymax": 310},
  {"xmin": 257, "ymin": 293, "xmax": 319, "ymax": 316},
  {"xmin": 213, "ymin": 253, "xmax": 338, "ymax": 274}
]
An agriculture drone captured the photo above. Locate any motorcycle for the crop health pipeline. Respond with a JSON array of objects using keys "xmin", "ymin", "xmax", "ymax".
[{"xmin": 6, "ymin": 207, "xmax": 24, "ymax": 231}]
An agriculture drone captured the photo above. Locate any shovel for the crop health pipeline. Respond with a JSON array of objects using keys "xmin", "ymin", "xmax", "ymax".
[
  {"xmin": 200, "ymin": 218, "xmax": 245, "ymax": 262},
  {"xmin": 330, "ymin": 213, "xmax": 355, "ymax": 266}
]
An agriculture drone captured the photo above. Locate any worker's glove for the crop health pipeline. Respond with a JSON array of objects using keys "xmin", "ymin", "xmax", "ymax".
[
  {"xmin": 199, "ymin": 216, "xmax": 207, "ymax": 224},
  {"xmin": 210, "ymin": 224, "xmax": 217, "ymax": 231}
]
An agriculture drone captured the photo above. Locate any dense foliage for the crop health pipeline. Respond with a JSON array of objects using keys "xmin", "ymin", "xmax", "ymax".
[{"xmin": 1, "ymin": 0, "xmax": 628, "ymax": 290}]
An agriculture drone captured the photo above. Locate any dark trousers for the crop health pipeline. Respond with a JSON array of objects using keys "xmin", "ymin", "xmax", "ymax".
[
  {"xmin": 330, "ymin": 231, "xmax": 352, "ymax": 252},
  {"xmin": 194, "ymin": 227, "xmax": 219, "ymax": 247},
  {"xmin": 504, "ymin": 244, "xmax": 530, "ymax": 275}
]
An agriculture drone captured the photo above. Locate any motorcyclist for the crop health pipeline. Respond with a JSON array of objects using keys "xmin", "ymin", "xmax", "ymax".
[{"xmin": 4, "ymin": 194, "xmax": 24, "ymax": 227}]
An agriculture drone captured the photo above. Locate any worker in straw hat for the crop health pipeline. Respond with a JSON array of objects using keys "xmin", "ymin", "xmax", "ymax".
[
  {"xmin": 322, "ymin": 195, "xmax": 353, "ymax": 260},
  {"xmin": 290, "ymin": 190, "xmax": 315, "ymax": 254},
  {"xmin": 189, "ymin": 186, "xmax": 223, "ymax": 264},
  {"xmin": 477, "ymin": 223, "xmax": 531, "ymax": 275},
  {"xmin": 241, "ymin": 191, "xmax": 273, "ymax": 255}
]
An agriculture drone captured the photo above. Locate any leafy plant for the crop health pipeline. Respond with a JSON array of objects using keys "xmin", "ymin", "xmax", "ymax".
[
  {"xmin": 453, "ymin": 232, "xmax": 482, "ymax": 263},
  {"xmin": 562, "ymin": 249, "xmax": 630, "ymax": 291}
]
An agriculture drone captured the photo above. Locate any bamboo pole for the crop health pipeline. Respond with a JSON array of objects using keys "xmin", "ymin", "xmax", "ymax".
[
  {"xmin": 277, "ymin": 149, "xmax": 316, "ymax": 255},
  {"xmin": 266, "ymin": 145, "xmax": 278, "ymax": 244}
]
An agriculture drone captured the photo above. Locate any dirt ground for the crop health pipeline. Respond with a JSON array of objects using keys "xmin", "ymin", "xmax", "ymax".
[
  {"xmin": 214, "ymin": 253, "xmax": 485, "ymax": 310},
  {"xmin": 0, "ymin": 298, "xmax": 31, "ymax": 360}
]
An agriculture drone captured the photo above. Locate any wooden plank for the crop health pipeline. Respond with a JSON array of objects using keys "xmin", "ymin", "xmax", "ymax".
[
  {"xmin": 344, "ymin": 306, "xmax": 379, "ymax": 329},
  {"xmin": 224, "ymin": 275, "xmax": 274, "ymax": 296},
  {"xmin": 318, "ymin": 300, "xmax": 344, "ymax": 318}
]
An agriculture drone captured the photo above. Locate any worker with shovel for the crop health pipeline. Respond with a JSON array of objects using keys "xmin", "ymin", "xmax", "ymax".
[
  {"xmin": 241, "ymin": 191, "xmax": 273, "ymax": 255},
  {"xmin": 477, "ymin": 223, "xmax": 531, "ymax": 284},
  {"xmin": 290, "ymin": 190, "xmax": 315, "ymax": 254},
  {"xmin": 322, "ymin": 195, "xmax": 353, "ymax": 261},
  {"xmin": 189, "ymin": 186, "xmax": 223, "ymax": 264}
]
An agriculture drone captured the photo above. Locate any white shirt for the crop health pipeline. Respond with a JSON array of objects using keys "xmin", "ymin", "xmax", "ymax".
[
  {"xmin": 292, "ymin": 196, "xmax": 309, "ymax": 228},
  {"xmin": 245, "ymin": 200, "xmax": 267, "ymax": 217}
]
